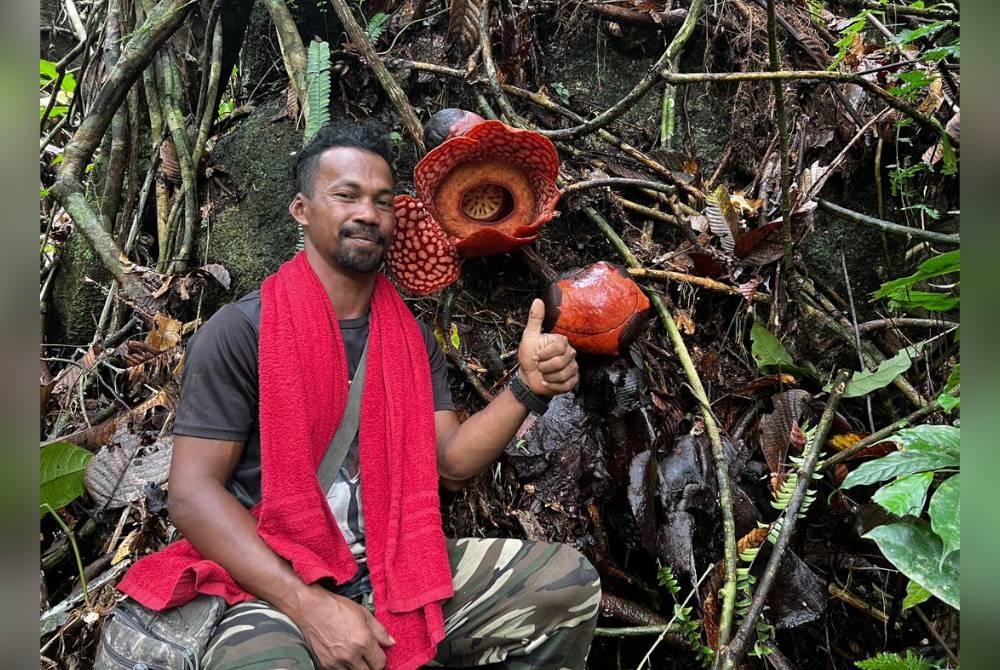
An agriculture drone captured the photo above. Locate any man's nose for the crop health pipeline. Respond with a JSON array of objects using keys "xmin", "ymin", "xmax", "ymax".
[{"xmin": 352, "ymin": 198, "xmax": 380, "ymax": 223}]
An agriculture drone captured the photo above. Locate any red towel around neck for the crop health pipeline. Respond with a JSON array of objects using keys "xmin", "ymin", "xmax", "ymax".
[{"xmin": 119, "ymin": 252, "xmax": 454, "ymax": 669}]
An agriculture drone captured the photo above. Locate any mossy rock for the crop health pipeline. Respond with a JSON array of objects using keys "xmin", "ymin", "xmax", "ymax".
[
  {"xmin": 47, "ymin": 232, "xmax": 112, "ymax": 346},
  {"xmin": 196, "ymin": 99, "xmax": 301, "ymax": 313}
]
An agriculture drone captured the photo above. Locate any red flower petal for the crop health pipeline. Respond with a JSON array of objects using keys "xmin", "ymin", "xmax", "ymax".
[
  {"xmin": 387, "ymin": 196, "xmax": 462, "ymax": 295},
  {"xmin": 412, "ymin": 120, "xmax": 561, "ymax": 256}
]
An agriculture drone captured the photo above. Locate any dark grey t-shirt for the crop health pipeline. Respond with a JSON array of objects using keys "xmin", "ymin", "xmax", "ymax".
[{"xmin": 173, "ymin": 290, "xmax": 455, "ymax": 513}]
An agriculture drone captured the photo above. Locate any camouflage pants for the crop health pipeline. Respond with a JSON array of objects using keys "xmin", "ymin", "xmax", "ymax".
[{"xmin": 202, "ymin": 538, "xmax": 601, "ymax": 669}]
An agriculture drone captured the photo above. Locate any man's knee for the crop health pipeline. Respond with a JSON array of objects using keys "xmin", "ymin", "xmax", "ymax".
[{"xmin": 533, "ymin": 544, "xmax": 601, "ymax": 626}]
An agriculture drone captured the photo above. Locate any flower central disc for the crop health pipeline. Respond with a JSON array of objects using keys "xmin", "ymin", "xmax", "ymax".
[{"xmin": 460, "ymin": 184, "xmax": 514, "ymax": 222}]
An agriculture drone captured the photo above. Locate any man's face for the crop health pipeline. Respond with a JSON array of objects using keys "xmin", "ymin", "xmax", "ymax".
[{"xmin": 290, "ymin": 146, "xmax": 396, "ymax": 274}]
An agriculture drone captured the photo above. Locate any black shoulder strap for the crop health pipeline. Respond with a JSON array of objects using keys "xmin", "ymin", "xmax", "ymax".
[{"xmin": 317, "ymin": 338, "xmax": 368, "ymax": 491}]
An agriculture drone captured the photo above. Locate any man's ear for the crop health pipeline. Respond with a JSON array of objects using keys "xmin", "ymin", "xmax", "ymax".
[{"xmin": 289, "ymin": 193, "xmax": 309, "ymax": 227}]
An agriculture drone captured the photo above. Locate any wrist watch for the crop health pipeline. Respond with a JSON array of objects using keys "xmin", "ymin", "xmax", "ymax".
[{"xmin": 508, "ymin": 370, "xmax": 552, "ymax": 415}]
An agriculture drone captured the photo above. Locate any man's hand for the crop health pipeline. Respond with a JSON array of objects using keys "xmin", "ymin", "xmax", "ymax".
[
  {"xmin": 517, "ymin": 298, "xmax": 579, "ymax": 397},
  {"xmin": 291, "ymin": 585, "xmax": 395, "ymax": 670}
]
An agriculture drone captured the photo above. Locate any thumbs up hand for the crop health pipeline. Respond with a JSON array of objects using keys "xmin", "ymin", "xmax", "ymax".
[{"xmin": 517, "ymin": 299, "xmax": 579, "ymax": 397}]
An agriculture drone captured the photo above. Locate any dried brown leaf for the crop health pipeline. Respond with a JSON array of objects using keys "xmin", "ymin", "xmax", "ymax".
[
  {"xmin": 148, "ymin": 313, "xmax": 183, "ymax": 351},
  {"xmin": 447, "ymin": 0, "xmax": 482, "ymax": 57},
  {"xmin": 85, "ymin": 437, "xmax": 173, "ymax": 509}
]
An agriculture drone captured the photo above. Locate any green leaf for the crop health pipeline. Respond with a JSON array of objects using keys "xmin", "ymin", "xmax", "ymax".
[
  {"xmin": 872, "ymin": 471, "xmax": 933, "ymax": 517},
  {"xmin": 895, "ymin": 424, "xmax": 960, "ymax": 459},
  {"xmin": 889, "ymin": 20, "xmax": 947, "ymax": 46},
  {"xmin": 304, "ymin": 40, "xmax": 332, "ymax": 142},
  {"xmin": 750, "ymin": 322, "xmax": 794, "ymax": 370},
  {"xmin": 839, "ymin": 342, "xmax": 923, "ymax": 398},
  {"xmin": 939, "ymin": 133, "xmax": 958, "ymax": 176},
  {"xmin": 886, "ymin": 290, "xmax": 959, "ymax": 312},
  {"xmin": 40, "ymin": 441, "xmax": 93, "ymax": 515},
  {"xmin": 855, "ymin": 650, "xmax": 934, "ymax": 670},
  {"xmin": 945, "ymin": 364, "xmax": 960, "ymax": 392},
  {"xmin": 920, "ymin": 44, "xmax": 959, "ymax": 62},
  {"xmin": 864, "ymin": 520, "xmax": 959, "ymax": 609},
  {"xmin": 902, "ymin": 580, "xmax": 933, "ymax": 611},
  {"xmin": 929, "ymin": 473, "xmax": 960, "ymax": 561},
  {"xmin": 937, "ymin": 392, "xmax": 960, "ymax": 412},
  {"xmin": 40, "ymin": 58, "xmax": 58, "ymax": 84},
  {"xmin": 841, "ymin": 450, "xmax": 958, "ymax": 489},
  {"xmin": 875, "ymin": 251, "xmax": 959, "ymax": 310}
]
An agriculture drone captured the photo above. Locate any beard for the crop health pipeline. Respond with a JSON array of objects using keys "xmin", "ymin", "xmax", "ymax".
[{"xmin": 336, "ymin": 224, "xmax": 388, "ymax": 273}]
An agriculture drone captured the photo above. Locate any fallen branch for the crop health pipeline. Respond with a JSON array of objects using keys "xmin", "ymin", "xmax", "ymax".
[
  {"xmin": 816, "ymin": 199, "xmax": 960, "ymax": 246},
  {"xmin": 627, "ymin": 268, "xmax": 772, "ymax": 303},
  {"xmin": 658, "ymin": 70, "xmax": 951, "ymax": 144},
  {"xmin": 717, "ymin": 369, "xmax": 852, "ymax": 670},
  {"xmin": 857, "ymin": 317, "xmax": 959, "ymax": 333},
  {"xmin": 51, "ymin": 0, "xmax": 193, "ymax": 308},
  {"xmin": 540, "ymin": 0, "xmax": 706, "ymax": 141},
  {"xmin": 261, "ymin": 0, "xmax": 309, "ymax": 124},
  {"xmin": 328, "ymin": 0, "xmax": 425, "ymax": 153},
  {"xmin": 581, "ymin": 204, "xmax": 740, "ymax": 651},
  {"xmin": 562, "ymin": 178, "xmax": 675, "ymax": 197},
  {"xmin": 821, "ymin": 394, "xmax": 952, "ymax": 468},
  {"xmin": 765, "ymin": 0, "xmax": 794, "ymax": 271}
]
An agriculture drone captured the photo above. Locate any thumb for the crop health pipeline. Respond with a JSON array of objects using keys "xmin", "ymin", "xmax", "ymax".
[
  {"xmin": 369, "ymin": 615, "xmax": 396, "ymax": 647},
  {"xmin": 523, "ymin": 298, "xmax": 546, "ymax": 337}
]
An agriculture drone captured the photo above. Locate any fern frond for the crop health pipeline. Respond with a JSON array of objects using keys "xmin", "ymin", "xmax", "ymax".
[
  {"xmin": 305, "ymin": 40, "xmax": 331, "ymax": 142},
  {"xmin": 365, "ymin": 12, "xmax": 389, "ymax": 44},
  {"xmin": 855, "ymin": 650, "xmax": 934, "ymax": 670}
]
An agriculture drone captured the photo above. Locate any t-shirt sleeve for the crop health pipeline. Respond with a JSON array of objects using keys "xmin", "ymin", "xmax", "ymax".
[
  {"xmin": 173, "ymin": 304, "xmax": 259, "ymax": 441},
  {"xmin": 418, "ymin": 321, "xmax": 455, "ymax": 412}
]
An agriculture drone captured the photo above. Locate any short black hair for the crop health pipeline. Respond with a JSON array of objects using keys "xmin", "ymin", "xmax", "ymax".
[{"xmin": 293, "ymin": 120, "xmax": 395, "ymax": 195}]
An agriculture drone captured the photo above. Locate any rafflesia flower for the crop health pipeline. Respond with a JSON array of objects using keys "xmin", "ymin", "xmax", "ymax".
[
  {"xmin": 388, "ymin": 112, "xmax": 561, "ymax": 295},
  {"xmin": 542, "ymin": 261, "xmax": 652, "ymax": 356}
]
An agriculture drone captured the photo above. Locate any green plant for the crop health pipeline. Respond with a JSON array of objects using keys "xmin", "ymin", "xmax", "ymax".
[
  {"xmin": 874, "ymin": 250, "xmax": 960, "ymax": 314},
  {"xmin": 656, "ymin": 565, "xmax": 713, "ymax": 667},
  {"xmin": 40, "ymin": 58, "xmax": 76, "ymax": 122},
  {"xmin": 839, "ymin": 424, "xmax": 959, "ymax": 609},
  {"xmin": 40, "ymin": 441, "xmax": 93, "ymax": 515},
  {"xmin": 305, "ymin": 40, "xmax": 332, "ymax": 141},
  {"xmin": 855, "ymin": 650, "xmax": 936, "ymax": 670},
  {"xmin": 364, "ymin": 11, "xmax": 389, "ymax": 44}
]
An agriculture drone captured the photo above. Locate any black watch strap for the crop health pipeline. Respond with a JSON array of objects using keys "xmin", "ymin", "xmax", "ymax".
[{"xmin": 509, "ymin": 372, "xmax": 551, "ymax": 415}]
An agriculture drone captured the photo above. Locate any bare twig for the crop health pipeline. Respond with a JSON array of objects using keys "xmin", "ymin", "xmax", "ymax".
[
  {"xmin": 538, "ymin": 0, "xmax": 706, "ymax": 141},
  {"xmin": 261, "ymin": 0, "xmax": 309, "ymax": 124},
  {"xmin": 840, "ymin": 249, "xmax": 875, "ymax": 432},
  {"xmin": 821, "ymin": 394, "xmax": 952, "ymax": 469},
  {"xmin": 857, "ymin": 317, "xmax": 959, "ymax": 333},
  {"xmin": 628, "ymin": 268, "xmax": 772, "ymax": 303},
  {"xmin": 562, "ymin": 178, "xmax": 675, "ymax": 197},
  {"xmin": 582, "ymin": 205, "xmax": 739, "ymax": 652},
  {"xmin": 718, "ymin": 369, "xmax": 852, "ymax": 670},
  {"xmin": 797, "ymin": 283, "xmax": 926, "ymax": 407},
  {"xmin": 51, "ymin": 0, "xmax": 193, "ymax": 307},
  {"xmin": 828, "ymin": 582, "xmax": 890, "ymax": 624},
  {"xmin": 816, "ymin": 199, "xmax": 960, "ymax": 246},
  {"xmin": 658, "ymin": 70, "xmax": 952, "ymax": 144},
  {"xmin": 613, "ymin": 197, "xmax": 682, "ymax": 228},
  {"xmin": 913, "ymin": 605, "xmax": 961, "ymax": 665},
  {"xmin": 765, "ymin": 0, "xmax": 794, "ymax": 271}
]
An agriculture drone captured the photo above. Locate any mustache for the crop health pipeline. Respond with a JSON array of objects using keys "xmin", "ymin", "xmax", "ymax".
[{"xmin": 339, "ymin": 225, "xmax": 388, "ymax": 246}]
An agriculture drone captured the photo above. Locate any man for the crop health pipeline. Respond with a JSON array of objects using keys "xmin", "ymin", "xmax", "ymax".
[{"xmin": 117, "ymin": 121, "xmax": 601, "ymax": 670}]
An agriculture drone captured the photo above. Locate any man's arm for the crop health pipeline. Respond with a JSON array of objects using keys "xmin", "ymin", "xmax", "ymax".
[
  {"xmin": 436, "ymin": 299, "xmax": 579, "ymax": 491},
  {"xmin": 169, "ymin": 436, "xmax": 394, "ymax": 669}
]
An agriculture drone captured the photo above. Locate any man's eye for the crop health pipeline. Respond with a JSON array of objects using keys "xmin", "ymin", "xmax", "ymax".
[
  {"xmin": 332, "ymin": 192, "xmax": 355, "ymax": 200},
  {"xmin": 376, "ymin": 199, "xmax": 394, "ymax": 209}
]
